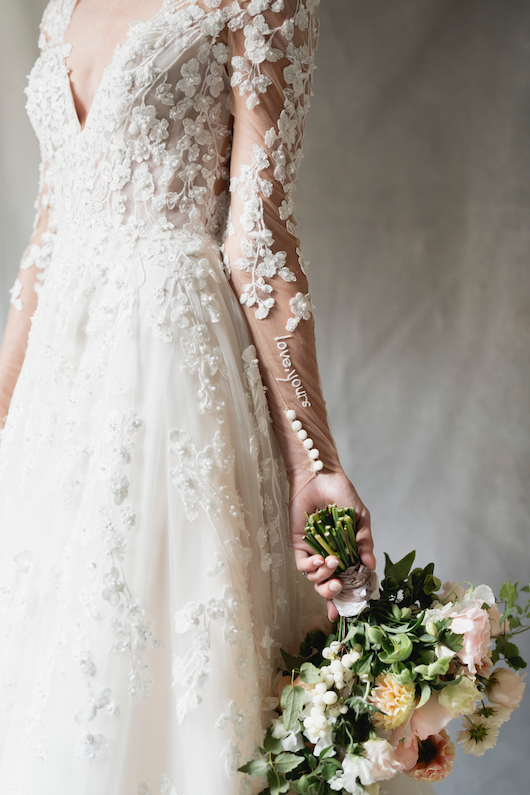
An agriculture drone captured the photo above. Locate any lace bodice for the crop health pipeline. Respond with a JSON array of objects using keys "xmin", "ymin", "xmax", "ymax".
[{"xmin": 15, "ymin": 0, "xmax": 341, "ymax": 484}]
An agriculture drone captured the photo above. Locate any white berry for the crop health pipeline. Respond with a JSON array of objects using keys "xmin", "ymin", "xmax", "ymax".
[{"xmin": 323, "ymin": 691, "xmax": 338, "ymax": 705}]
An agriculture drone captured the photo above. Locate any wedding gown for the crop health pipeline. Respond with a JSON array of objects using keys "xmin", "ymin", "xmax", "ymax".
[{"xmin": 0, "ymin": 1, "xmax": 435, "ymax": 793}]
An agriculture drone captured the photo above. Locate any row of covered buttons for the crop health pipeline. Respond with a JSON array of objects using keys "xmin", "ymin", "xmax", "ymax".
[{"xmin": 285, "ymin": 409, "xmax": 323, "ymax": 472}]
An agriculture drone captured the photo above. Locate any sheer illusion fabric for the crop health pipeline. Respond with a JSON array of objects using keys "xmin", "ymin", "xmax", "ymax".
[{"xmin": 0, "ymin": 1, "xmax": 433, "ymax": 793}]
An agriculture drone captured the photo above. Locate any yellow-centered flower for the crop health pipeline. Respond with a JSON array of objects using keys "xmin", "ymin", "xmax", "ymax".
[{"xmin": 370, "ymin": 674, "xmax": 416, "ymax": 730}]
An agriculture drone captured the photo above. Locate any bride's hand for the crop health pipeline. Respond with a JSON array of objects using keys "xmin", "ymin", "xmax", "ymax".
[{"xmin": 289, "ymin": 470, "xmax": 376, "ymax": 621}]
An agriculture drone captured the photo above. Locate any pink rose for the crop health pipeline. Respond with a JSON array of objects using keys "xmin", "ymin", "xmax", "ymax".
[
  {"xmin": 488, "ymin": 603, "xmax": 509, "ymax": 637},
  {"xmin": 405, "ymin": 729, "xmax": 456, "ymax": 784},
  {"xmin": 450, "ymin": 600, "xmax": 491, "ymax": 675},
  {"xmin": 409, "ymin": 692, "xmax": 453, "ymax": 741},
  {"xmin": 486, "ymin": 668, "xmax": 526, "ymax": 710}
]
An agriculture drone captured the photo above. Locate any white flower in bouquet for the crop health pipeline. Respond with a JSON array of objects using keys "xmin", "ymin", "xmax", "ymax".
[
  {"xmin": 270, "ymin": 716, "xmax": 304, "ymax": 751},
  {"xmin": 473, "ymin": 702, "xmax": 511, "ymax": 728},
  {"xmin": 456, "ymin": 715, "xmax": 499, "ymax": 756},
  {"xmin": 363, "ymin": 738, "xmax": 403, "ymax": 781},
  {"xmin": 438, "ymin": 676, "xmax": 481, "ymax": 717},
  {"xmin": 329, "ymin": 753, "xmax": 375, "ymax": 792}
]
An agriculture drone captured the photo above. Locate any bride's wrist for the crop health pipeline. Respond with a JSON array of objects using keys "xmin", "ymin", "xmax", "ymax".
[{"xmin": 288, "ymin": 464, "xmax": 346, "ymax": 490}]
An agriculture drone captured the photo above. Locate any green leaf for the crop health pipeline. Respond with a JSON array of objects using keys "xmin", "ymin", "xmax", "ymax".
[
  {"xmin": 320, "ymin": 759, "xmax": 341, "ymax": 781},
  {"xmin": 238, "ymin": 759, "xmax": 270, "ymax": 777},
  {"xmin": 274, "ymin": 752, "xmax": 304, "ymax": 774},
  {"xmin": 300, "ymin": 662, "xmax": 321, "ymax": 685},
  {"xmin": 521, "ymin": 584, "xmax": 530, "ymax": 593},
  {"xmin": 281, "ymin": 650, "xmax": 305, "ymax": 673},
  {"xmin": 417, "ymin": 682, "xmax": 431, "ymax": 708},
  {"xmin": 319, "ymin": 745, "xmax": 337, "ymax": 760},
  {"xmin": 343, "ymin": 622, "xmax": 365, "ymax": 646},
  {"xmin": 263, "ymin": 729, "xmax": 283, "ymax": 755},
  {"xmin": 384, "ymin": 551, "xmax": 416, "ymax": 584},
  {"xmin": 291, "ymin": 775, "xmax": 313, "ymax": 795},
  {"xmin": 280, "ymin": 685, "xmax": 305, "ymax": 732},
  {"xmin": 354, "ymin": 652, "xmax": 373, "ymax": 676},
  {"xmin": 267, "ymin": 770, "xmax": 290, "ymax": 795},
  {"xmin": 379, "ymin": 634, "xmax": 413, "ymax": 664},
  {"xmin": 495, "ymin": 636, "xmax": 521, "ymax": 660},
  {"xmin": 500, "ymin": 580, "xmax": 519, "ymax": 609},
  {"xmin": 414, "ymin": 656, "xmax": 452, "ymax": 681},
  {"xmin": 439, "ymin": 630, "xmax": 464, "ymax": 653},
  {"xmin": 391, "ymin": 662, "xmax": 416, "ymax": 685},
  {"xmin": 423, "ymin": 574, "xmax": 441, "ymax": 594},
  {"xmin": 507, "ymin": 655, "xmax": 527, "ymax": 670}
]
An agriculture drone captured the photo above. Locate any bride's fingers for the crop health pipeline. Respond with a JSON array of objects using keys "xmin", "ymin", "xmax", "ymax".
[
  {"xmin": 354, "ymin": 523, "xmax": 376, "ymax": 571},
  {"xmin": 306, "ymin": 556, "xmax": 340, "ymax": 583},
  {"xmin": 327, "ymin": 599, "xmax": 339, "ymax": 622},
  {"xmin": 293, "ymin": 549, "xmax": 325, "ymax": 573},
  {"xmin": 314, "ymin": 577, "xmax": 343, "ymax": 600}
]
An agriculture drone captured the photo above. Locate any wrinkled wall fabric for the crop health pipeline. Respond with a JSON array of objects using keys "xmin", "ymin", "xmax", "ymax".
[{"xmin": 1, "ymin": 1, "xmax": 529, "ymax": 792}]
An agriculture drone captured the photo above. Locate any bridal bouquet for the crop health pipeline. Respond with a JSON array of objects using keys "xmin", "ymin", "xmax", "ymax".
[{"xmin": 240, "ymin": 505, "xmax": 527, "ymax": 795}]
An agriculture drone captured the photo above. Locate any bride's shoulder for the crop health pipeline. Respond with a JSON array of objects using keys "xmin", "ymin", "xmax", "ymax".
[{"xmin": 38, "ymin": 0, "xmax": 71, "ymax": 50}]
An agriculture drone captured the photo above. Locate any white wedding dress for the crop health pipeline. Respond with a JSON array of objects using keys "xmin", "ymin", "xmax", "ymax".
[{"xmin": 0, "ymin": 1, "xmax": 435, "ymax": 793}]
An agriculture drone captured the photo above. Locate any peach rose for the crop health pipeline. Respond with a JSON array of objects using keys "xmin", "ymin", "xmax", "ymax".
[
  {"xmin": 370, "ymin": 674, "xmax": 416, "ymax": 731},
  {"xmin": 450, "ymin": 600, "xmax": 491, "ymax": 675},
  {"xmin": 409, "ymin": 692, "xmax": 453, "ymax": 740},
  {"xmin": 488, "ymin": 603, "xmax": 509, "ymax": 638},
  {"xmin": 439, "ymin": 581, "xmax": 466, "ymax": 603},
  {"xmin": 405, "ymin": 729, "xmax": 456, "ymax": 784},
  {"xmin": 485, "ymin": 668, "xmax": 526, "ymax": 710},
  {"xmin": 392, "ymin": 733, "xmax": 419, "ymax": 772}
]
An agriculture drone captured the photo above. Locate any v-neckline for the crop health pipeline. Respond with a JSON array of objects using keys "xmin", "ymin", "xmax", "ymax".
[{"xmin": 61, "ymin": 0, "xmax": 183, "ymax": 134}]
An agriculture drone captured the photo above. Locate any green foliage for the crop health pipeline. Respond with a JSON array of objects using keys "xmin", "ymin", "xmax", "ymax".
[
  {"xmin": 267, "ymin": 769, "xmax": 290, "ymax": 795},
  {"xmin": 275, "ymin": 753, "xmax": 304, "ymax": 774},
  {"xmin": 300, "ymin": 662, "xmax": 321, "ymax": 685},
  {"xmin": 379, "ymin": 633, "xmax": 413, "ymax": 664},
  {"xmin": 239, "ymin": 759, "xmax": 269, "ymax": 777},
  {"xmin": 280, "ymin": 650, "xmax": 306, "ymax": 674},
  {"xmin": 494, "ymin": 634, "xmax": 527, "ymax": 670},
  {"xmin": 500, "ymin": 579, "xmax": 519, "ymax": 608},
  {"xmin": 239, "ymin": 506, "xmax": 529, "ymax": 795},
  {"xmin": 263, "ymin": 728, "xmax": 283, "ymax": 755},
  {"xmin": 280, "ymin": 686, "xmax": 305, "ymax": 732}
]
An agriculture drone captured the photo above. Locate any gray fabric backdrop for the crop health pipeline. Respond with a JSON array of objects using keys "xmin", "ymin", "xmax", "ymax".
[{"xmin": 1, "ymin": 1, "xmax": 529, "ymax": 792}]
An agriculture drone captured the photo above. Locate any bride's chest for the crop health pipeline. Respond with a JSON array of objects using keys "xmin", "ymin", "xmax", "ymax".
[
  {"xmin": 64, "ymin": 0, "xmax": 164, "ymax": 127},
  {"xmin": 25, "ymin": 2, "xmax": 232, "ymax": 157}
]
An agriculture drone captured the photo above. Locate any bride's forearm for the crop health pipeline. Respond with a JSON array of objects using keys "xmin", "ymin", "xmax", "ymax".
[{"xmin": 0, "ymin": 264, "xmax": 40, "ymax": 427}]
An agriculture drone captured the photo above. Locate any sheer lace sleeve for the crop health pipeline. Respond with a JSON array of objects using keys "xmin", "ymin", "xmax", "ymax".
[
  {"xmin": 0, "ymin": 161, "xmax": 56, "ymax": 426},
  {"xmin": 223, "ymin": 0, "xmax": 342, "ymax": 487}
]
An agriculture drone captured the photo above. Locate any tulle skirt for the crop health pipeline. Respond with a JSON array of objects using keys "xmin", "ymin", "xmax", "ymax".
[{"xmin": 0, "ymin": 225, "xmax": 434, "ymax": 795}]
